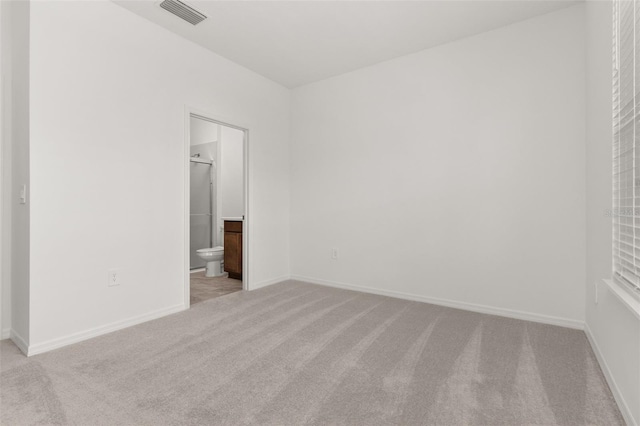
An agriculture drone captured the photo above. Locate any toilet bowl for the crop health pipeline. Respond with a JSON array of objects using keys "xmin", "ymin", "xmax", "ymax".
[{"xmin": 196, "ymin": 246, "xmax": 225, "ymax": 277}]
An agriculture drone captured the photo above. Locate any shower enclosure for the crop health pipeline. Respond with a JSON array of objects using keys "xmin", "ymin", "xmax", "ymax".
[{"xmin": 190, "ymin": 155, "xmax": 216, "ymax": 269}]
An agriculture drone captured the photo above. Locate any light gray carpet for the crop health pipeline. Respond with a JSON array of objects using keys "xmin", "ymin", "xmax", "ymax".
[{"xmin": 0, "ymin": 281, "xmax": 625, "ymax": 425}]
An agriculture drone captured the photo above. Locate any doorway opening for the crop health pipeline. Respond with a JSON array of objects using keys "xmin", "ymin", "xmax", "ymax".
[{"xmin": 186, "ymin": 111, "xmax": 247, "ymax": 307}]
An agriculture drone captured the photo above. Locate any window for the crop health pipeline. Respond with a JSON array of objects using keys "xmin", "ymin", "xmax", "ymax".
[{"xmin": 613, "ymin": 0, "xmax": 640, "ymax": 298}]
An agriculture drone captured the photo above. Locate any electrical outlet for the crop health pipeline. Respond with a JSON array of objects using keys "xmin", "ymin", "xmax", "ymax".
[
  {"xmin": 331, "ymin": 248, "xmax": 339, "ymax": 260},
  {"xmin": 108, "ymin": 269, "xmax": 121, "ymax": 287}
]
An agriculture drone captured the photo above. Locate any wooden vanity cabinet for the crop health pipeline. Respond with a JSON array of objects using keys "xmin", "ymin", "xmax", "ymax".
[{"xmin": 224, "ymin": 220, "xmax": 243, "ymax": 280}]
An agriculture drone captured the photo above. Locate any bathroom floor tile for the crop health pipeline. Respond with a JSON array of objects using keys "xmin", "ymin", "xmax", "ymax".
[{"xmin": 190, "ymin": 271, "xmax": 242, "ymax": 305}]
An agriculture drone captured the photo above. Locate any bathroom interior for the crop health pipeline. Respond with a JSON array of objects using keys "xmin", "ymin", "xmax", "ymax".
[{"xmin": 190, "ymin": 115, "xmax": 244, "ymax": 305}]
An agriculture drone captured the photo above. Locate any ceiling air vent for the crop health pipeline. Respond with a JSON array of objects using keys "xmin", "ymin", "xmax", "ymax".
[{"xmin": 159, "ymin": 0, "xmax": 207, "ymax": 26}]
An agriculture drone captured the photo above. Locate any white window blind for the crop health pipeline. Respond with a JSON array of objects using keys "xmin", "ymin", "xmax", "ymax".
[{"xmin": 613, "ymin": 0, "xmax": 640, "ymax": 297}]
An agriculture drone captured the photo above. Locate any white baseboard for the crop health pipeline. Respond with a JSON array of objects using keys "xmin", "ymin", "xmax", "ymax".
[
  {"xmin": 1, "ymin": 327, "xmax": 10, "ymax": 340},
  {"xmin": 290, "ymin": 275, "xmax": 584, "ymax": 330},
  {"xmin": 250, "ymin": 275, "xmax": 291, "ymax": 291},
  {"xmin": 10, "ymin": 329, "xmax": 28, "ymax": 355},
  {"xmin": 27, "ymin": 304, "xmax": 186, "ymax": 356},
  {"xmin": 585, "ymin": 323, "xmax": 638, "ymax": 426}
]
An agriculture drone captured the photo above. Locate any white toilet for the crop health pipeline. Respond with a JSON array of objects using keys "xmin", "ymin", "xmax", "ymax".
[{"xmin": 196, "ymin": 246, "xmax": 225, "ymax": 277}]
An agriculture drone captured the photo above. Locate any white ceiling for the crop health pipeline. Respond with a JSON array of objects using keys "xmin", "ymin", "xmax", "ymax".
[{"xmin": 114, "ymin": 0, "xmax": 580, "ymax": 88}]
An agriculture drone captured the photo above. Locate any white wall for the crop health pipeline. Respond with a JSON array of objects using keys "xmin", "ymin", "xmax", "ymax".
[
  {"xmin": 0, "ymin": 0, "xmax": 11, "ymax": 340},
  {"xmin": 221, "ymin": 126, "xmax": 244, "ymax": 219},
  {"xmin": 28, "ymin": 0, "xmax": 290, "ymax": 352},
  {"xmin": 291, "ymin": 5, "xmax": 586, "ymax": 326},
  {"xmin": 2, "ymin": 0, "xmax": 30, "ymax": 350},
  {"xmin": 585, "ymin": 2, "xmax": 640, "ymax": 424}
]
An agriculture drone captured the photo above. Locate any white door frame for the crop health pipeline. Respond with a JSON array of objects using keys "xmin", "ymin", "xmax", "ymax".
[{"xmin": 184, "ymin": 106, "xmax": 251, "ymax": 309}]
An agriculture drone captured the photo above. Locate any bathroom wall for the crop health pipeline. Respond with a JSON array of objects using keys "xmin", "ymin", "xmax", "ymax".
[
  {"xmin": 190, "ymin": 142, "xmax": 215, "ymax": 268},
  {"xmin": 27, "ymin": 0, "xmax": 291, "ymax": 353},
  {"xmin": 190, "ymin": 120, "xmax": 244, "ymax": 251},
  {"xmin": 221, "ymin": 126, "xmax": 244, "ymax": 219},
  {"xmin": 190, "ymin": 116, "xmax": 219, "ymax": 264},
  {"xmin": 290, "ymin": 5, "xmax": 586, "ymax": 326},
  {"xmin": 585, "ymin": 2, "xmax": 640, "ymax": 424},
  {"xmin": 190, "ymin": 117, "xmax": 218, "ymax": 148},
  {"xmin": 190, "ymin": 144, "xmax": 217, "ymax": 164}
]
